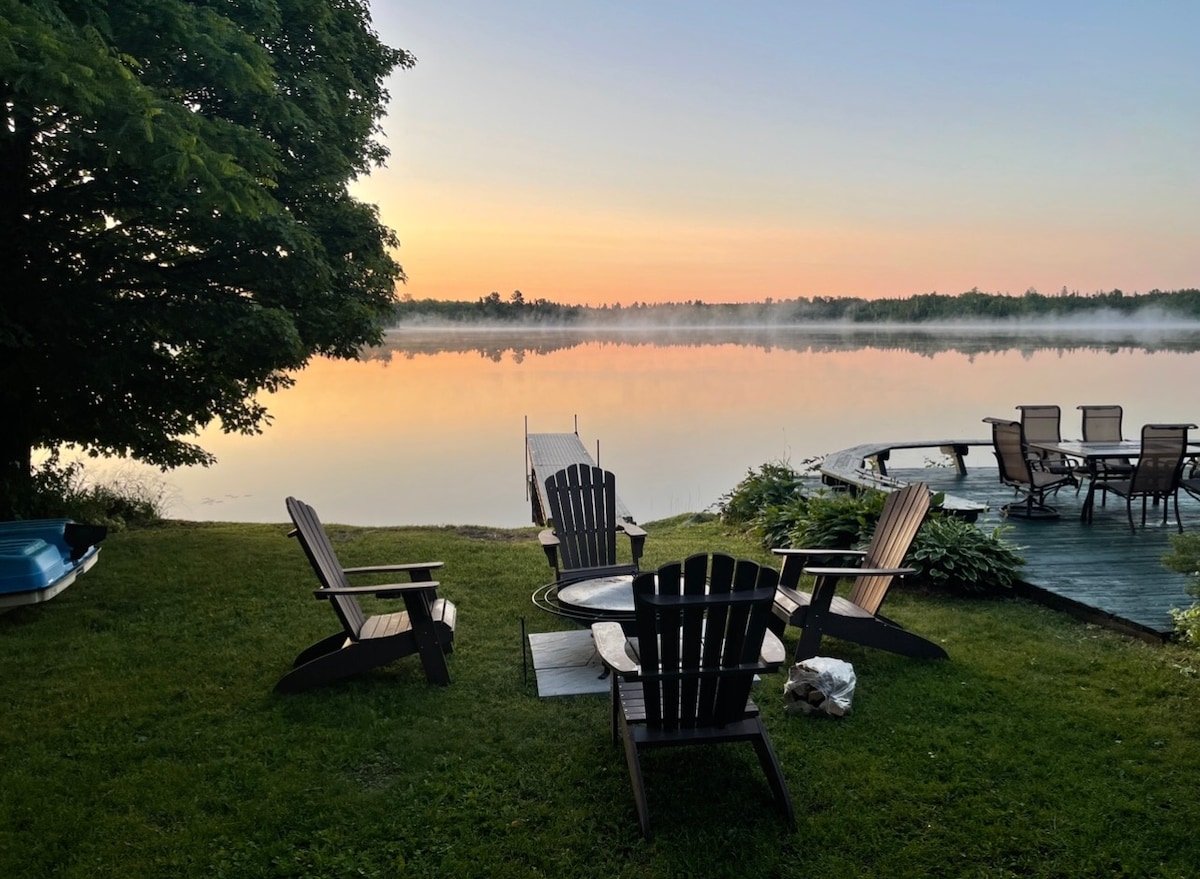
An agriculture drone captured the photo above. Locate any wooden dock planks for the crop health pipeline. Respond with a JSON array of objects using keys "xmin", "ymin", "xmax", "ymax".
[
  {"xmin": 892, "ymin": 464, "xmax": 1194, "ymax": 639},
  {"xmin": 526, "ymin": 431, "xmax": 633, "ymax": 526}
]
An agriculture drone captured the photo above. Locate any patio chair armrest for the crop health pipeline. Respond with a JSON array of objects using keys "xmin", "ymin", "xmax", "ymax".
[
  {"xmin": 592, "ymin": 622, "xmax": 639, "ymax": 675},
  {"xmin": 342, "ymin": 562, "xmax": 442, "ymax": 580},
  {"xmin": 315, "ymin": 581, "xmax": 440, "ymax": 599}
]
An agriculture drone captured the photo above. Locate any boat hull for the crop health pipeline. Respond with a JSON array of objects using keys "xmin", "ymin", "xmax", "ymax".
[{"xmin": 0, "ymin": 519, "xmax": 105, "ymax": 611}]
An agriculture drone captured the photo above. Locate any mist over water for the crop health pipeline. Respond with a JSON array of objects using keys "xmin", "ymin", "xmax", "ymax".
[
  {"xmin": 376, "ymin": 318, "xmax": 1200, "ymax": 371},
  {"xmin": 121, "ymin": 324, "xmax": 1200, "ymax": 528}
]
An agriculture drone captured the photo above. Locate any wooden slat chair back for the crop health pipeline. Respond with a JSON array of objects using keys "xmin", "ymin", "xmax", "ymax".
[
  {"xmin": 288, "ymin": 497, "xmax": 369, "ymax": 638},
  {"xmin": 546, "ymin": 464, "xmax": 620, "ymax": 572},
  {"xmin": 592, "ymin": 552, "xmax": 794, "ymax": 837},
  {"xmin": 279, "ymin": 497, "xmax": 456, "ymax": 692},
  {"xmin": 849, "ymin": 484, "xmax": 931, "ymax": 616},
  {"xmin": 770, "ymin": 482, "xmax": 947, "ymax": 662},
  {"xmin": 633, "ymin": 553, "xmax": 778, "ymax": 732},
  {"xmin": 539, "ymin": 464, "xmax": 646, "ymax": 583}
]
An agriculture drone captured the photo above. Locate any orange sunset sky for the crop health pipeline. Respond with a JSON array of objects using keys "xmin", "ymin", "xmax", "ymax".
[{"xmin": 352, "ymin": 2, "xmax": 1199, "ymax": 307}]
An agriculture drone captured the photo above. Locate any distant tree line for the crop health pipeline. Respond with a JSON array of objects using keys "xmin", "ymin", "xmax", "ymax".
[{"xmin": 391, "ymin": 287, "xmax": 1200, "ymax": 326}]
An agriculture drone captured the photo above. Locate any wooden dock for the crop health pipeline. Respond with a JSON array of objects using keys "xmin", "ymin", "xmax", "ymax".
[
  {"xmin": 820, "ymin": 439, "xmax": 991, "ymax": 518},
  {"xmin": 525, "ymin": 430, "xmax": 634, "ymax": 526},
  {"xmin": 887, "ymin": 463, "xmax": 1196, "ymax": 640}
]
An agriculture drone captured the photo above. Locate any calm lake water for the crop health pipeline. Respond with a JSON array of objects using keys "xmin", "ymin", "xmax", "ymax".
[{"xmin": 124, "ymin": 324, "xmax": 1200, "ymax": 527}]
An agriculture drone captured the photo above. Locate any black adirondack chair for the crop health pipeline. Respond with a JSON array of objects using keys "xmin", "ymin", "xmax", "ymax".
[
  {"xmin": 769, "ymin": 482, "xmax": 947, "ymax": 662},
  {"xmin": 592, "ymin": 552, "xmax": 795, "ymax": 838},
  {"xmin": 539, "ymin": 464, "xmax": 646, "ymax": 583},
  {"xmin": 277, "ymin": 497, "xmax": 457, "ymax": 693}
]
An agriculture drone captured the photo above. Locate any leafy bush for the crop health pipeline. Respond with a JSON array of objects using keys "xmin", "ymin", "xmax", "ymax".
[
  {"xmin": 906, "ymin": 516, "xmax": 1026, "ymax": 595},
  {"xmin": 717, "ymin": 460, "xmax": 1026, "ymax": 597},
  {"xmin": 755, "ymin": 498, "xmax": 811, "ymax": 550},
  {"xmin": 1164, "ymin": 533, "xmax": 1200, "ymax": 645},
  {"xmin": 716, "ymin": 461, "xmax": 805, "ymax": 525},
  {"xmin": 791, "ymin": 489, "xmax": 886, "ymax": 549}
]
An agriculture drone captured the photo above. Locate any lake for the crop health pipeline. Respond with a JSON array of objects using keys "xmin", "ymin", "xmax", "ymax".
[{"xmin": 124, "ymin": 324, "xmax": 1200, "ymax": 527}]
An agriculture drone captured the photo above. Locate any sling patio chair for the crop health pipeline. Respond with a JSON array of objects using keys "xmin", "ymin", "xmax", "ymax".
[
  {"xmin": 986, "ymin": 417, "xmax": 1075, "ymax": 519},
  {"xmin": 1181, "ymin": 461, "xmax": 1200, "ymax": 507},
  {"xmin": 1091, "ymin": 424, "xmax": 1192, "ymax": 533},
  {"xmin": 278, "ymin": 497, "xmax": 457, "ymax": 693},
  {"xmin": 1016, "ymin": 404, "xmax": 1079, "ymax": 485},
  {"xmin": 767, "ymin": 481, "xmax": 947, "ymax": 662},
  {"xmin": 1075, "ymin": 404, "xmax": 1134, "ymax": 500},
  {"xmin": 592, "ymin": 552, "xmax": 794, "ymax": 838}
]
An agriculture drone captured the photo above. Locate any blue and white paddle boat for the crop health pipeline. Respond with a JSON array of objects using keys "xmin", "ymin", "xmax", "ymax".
[{"xmin": 0, "ymin": 519, "xmax": 106, "ymax": 611}]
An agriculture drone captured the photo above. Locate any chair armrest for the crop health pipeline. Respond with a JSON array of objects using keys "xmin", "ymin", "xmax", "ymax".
[
  {"xmin": 803, "ymin": 566, "xmax": 915, "ymax": 578},
  {"xmin": 773, "ymin": 548, "xmax": 867, "ymax": 559},
  {"xmin": 538, "ymin": 529, "xmax": 561, "ymax": 570},
  {"xmin": 315, "ymin": 581, "xmax": 441, "ymax": 599},
  {"xmin": 594, "ymin": 622, "xmax": 784, "ymax": 673},
  {"xmin": 760, "ymin": 629, "xmax": 785, "ymax": 667},
  {"xmin": 774, "ymin": 548, "xmax": 867, "ymax": 588},
  {"xmin": 559, "ymin": 563, "xmax": 639, "ymax": 581},
  {"xmin": 592, "ymin": 622, "xmax": 639, "ymax": 675},
  {"xmin": 342, "ymin": 562, "xmax": 442, "ymax": 577},
  {"xmin": 619, "ymin": 523, "xmax": 647, "ymax": 565}
]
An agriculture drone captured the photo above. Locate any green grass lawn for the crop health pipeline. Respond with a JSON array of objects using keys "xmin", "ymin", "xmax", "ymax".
[{"xmin": 2, "ymin": 516, "xmax": 1199, "ymax": 878}]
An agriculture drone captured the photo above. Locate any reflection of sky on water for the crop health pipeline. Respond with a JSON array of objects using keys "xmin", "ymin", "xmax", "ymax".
[{"xmin": 118, "ymin": 330, "xmax": 1198, "ymax": 527}]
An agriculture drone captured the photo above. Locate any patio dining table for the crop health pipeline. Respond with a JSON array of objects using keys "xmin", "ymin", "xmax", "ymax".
[{"xmin": 1028, "ymin": 438, "xmax": 1199, "ymax": 523}]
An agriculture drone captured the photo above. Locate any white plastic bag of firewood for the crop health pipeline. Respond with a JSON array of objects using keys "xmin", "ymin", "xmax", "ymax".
[{"xmin": 783, "ymin": 657, "xmax": 856, "ymax": 717}]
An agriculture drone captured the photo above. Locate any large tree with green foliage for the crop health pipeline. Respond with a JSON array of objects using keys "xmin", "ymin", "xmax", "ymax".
[{"xmin": 0, "ymin": 0, "xmax": 409, "ymax": 516}]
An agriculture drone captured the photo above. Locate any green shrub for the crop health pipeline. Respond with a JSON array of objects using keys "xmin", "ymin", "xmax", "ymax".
[
  {"xmin": 1164, "ymin": 533, "xmax": 1200, "ymax": 645},
  {"xmin": 906, "ymin": 516, "xmax": 1026, "ymax": 595},
  {"xmin": 791, "ymin": 489, "xmax": 885, "ymax": 549},
  {"xmin": 719, "ymin": 460, "xmax": 1026, "ymax": 598},
  {"xmin": 716, "ymin": 460, "xmax": 805, "ymax": 525},
  {"xmin": 752, "ymin": 499, "xmax": 807, "ymax": 550}
]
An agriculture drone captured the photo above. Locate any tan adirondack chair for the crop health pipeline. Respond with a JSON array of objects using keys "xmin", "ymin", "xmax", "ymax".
[
  {"xmin": 278, "ymin": 497, "xmax": 457, "ymax": 693},
  {"xmin": 769, "ymin": 482, "xmax": 947, "ymax": 661}
]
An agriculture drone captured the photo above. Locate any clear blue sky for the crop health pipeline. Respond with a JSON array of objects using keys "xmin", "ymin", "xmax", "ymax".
[{"xmin": 358, "ymin": 1, "xmax": 1199, "ymax": 304}]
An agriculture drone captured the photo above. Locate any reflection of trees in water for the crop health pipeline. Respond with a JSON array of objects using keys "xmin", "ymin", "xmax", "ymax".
[{"xmin": 363, "ymin": 326, "xmax": 1200, "ymax": 362}]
